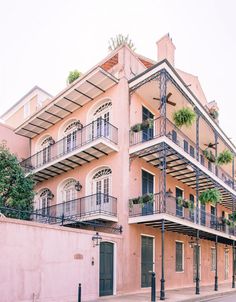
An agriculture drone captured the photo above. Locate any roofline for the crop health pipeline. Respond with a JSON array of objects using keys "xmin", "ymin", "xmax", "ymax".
[
  {"xmin": 129, "ymin": 59, "xmax": 236, "ymax": 153},
  {"xmin": 0, "ymin": 85, "xmax": 52, "ymax": 119}
]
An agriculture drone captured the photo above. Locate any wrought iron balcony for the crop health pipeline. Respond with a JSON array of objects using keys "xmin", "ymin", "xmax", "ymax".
[
  {"xmin": 34, "ymin": 193, "xmax": 117, "ymax": 223},
  {"xmin": 129, "ymin": 193, "xmax": 235, "ymax": 237},
  {"xmin": 129, "ymin": 117, "xmax": 235, "ymax": 191},
  {"xmin": 20, "ymin": 119, "xmax": 118, "ymax": 181}
]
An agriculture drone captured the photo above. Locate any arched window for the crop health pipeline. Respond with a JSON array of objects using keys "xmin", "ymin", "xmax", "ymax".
[
  {"xmin": 37, "ymin": 188, "xmax": 54, "ymax": 215},
  {"xmin": 37, "ymin": 136, "xmax": 54, "ymax": 165},
  {"xmin": 89, "ymin": 101, "xmax": 112, "ymax": 140},
  {"xmin": 60, "ymin": 179, "xmax": 77, "ymax": 215},
  {"xmin": 63, "ymin": 121, "xmax": 78, "ymax": 153},
  {"xmin": 92, "ymin": 168, "xmax": 112, "ymax": 204}
]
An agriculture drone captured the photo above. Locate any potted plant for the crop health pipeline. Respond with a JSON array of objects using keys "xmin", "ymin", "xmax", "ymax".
[
  {"xmin": 209, "ymin": 107, "xmax": 219, "ymax": 120},
  {"xmin": 141, "ymin": 119, "xmax": 154, "ymax": 130},
  {"xmin": 141, "ymin": 193, "xmax": 154, "ymax": 204},
  {"xmin": 199, "ymin": 188, "xmax": 222, "ymax": 206},
  {"xmin": 131, "ymin": 123, "xmax": 142, "ymax": 133},
  {"xmin": 129, "ymin": 193, "xmax": 154, "ymax": 208},
  {"xmin": 173, "ymin": 107, "xmax": 196, "ymax": 128},
  {"xmin": 176, "ymin": 196, "xmax": 184, "ymax": 207},
  {"xmin": 216, "ymin": 150, "xmax": 233, "ymax": 165},
  {"xmin": 203, "ymin": 149, "xmax": 216, "ymax": 163}
]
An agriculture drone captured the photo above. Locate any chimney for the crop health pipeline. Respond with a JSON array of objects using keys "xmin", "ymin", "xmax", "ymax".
[{"xmin": 156, "ymin": 33, "xmax": 176, "ymax": 66}]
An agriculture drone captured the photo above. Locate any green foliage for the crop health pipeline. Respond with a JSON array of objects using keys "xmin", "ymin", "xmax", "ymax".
[
  {"xmin": 228, "ymin": 211, "xmax": 236, "ymax": 222},
  {"xmin": 131, "ymin": 119, "xmax": 153, "ymax": 133},
  {"xmin": 0, "ymin": 144, "xmax": 34, "ymax": 219},
  {"xmin": 199, "ymin": 188, "xmax": 222, "ymax": 206},
  {"xmin": 203, "ymin": 149, "xmax": 216, "ymax": 163},
  {"xmin": 108, "ymin": 34, "xmax": 136, "ymax": 51},
  {"xmin": 176, "ymin": 197, "xmax": 194, "ymax": 212},
  {"xmin": 67, "ymin": 70, "xmax": 81, "ymax": 84},
  {"xmin": 216, "ymin": 150, "xmax": 234, "ymax": 165},
  {"xmin": 129, "ymin": 193, "xmax": 154, "ymax": 208},
  {"xmin": 173, "ymin": 107, "xmax": 196, "ymax": 128}
]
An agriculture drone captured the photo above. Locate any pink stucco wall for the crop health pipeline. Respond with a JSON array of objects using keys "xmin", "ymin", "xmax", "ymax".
[
  {"xmin": 0, "ymin": 217, "xmax": 122, "ymax": 302},
  {"xmin": 0, "ymin": 122, "xmax": 30, "ymax": 159}
]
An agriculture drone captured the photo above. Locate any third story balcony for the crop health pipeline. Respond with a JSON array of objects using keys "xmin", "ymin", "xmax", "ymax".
[
  {"xmin": 21, "ymin": 119, "xmax": 118, "ymax": 181},
  {"xmin": 129, "ymin": 117, "xmax": 235, "ymax": 192}
]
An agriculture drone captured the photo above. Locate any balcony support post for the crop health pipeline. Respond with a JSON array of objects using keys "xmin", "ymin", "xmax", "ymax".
[
  {"xmin": 214, "ymin": 130, "xmax": 218, "ymax": 177},
  {"xmin": 232, "ymin": 156, "xmax": 235, "ymax": 190},
  {"xmin": 214, "ymin": 235, "xmax": 218, "ymax": 291},
  {"xmin": 159, "ymin": 143, "xmax": 167, "ymax": 212},
  {"xmin": 160, "ymin": 219, "xmax": 165, "ymax": 300},
  {"xmin": 159, "ymin": 71, "xmax": 167, "ymax": 136},
  {"xmin": 196, "ymin": 169, "xmax": 200, "ymax": 224},
  {"xmin": 195, "ymin": 229, "xmax": 200, "ymax": 295},
  {"xmin": 195, "ymin": 108, "xmax": 200, "ymax": 162},
  {"xmin": 232, "ymin": 240, "xmax": 235, "ymax": 288}
]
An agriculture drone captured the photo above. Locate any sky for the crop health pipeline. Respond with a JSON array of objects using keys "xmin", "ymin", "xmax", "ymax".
[{"xmin": 0, "ymin": 0, "xmax": 236, "ymax": 143}]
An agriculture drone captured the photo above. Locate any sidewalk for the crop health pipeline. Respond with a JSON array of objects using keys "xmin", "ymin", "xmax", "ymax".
[{"xmin": 89, "ymin": 283, "xmax": 236, "ymax": 302}]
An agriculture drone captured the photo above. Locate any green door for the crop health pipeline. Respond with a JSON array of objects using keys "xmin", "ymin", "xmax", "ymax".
[
  {"xmin": 99, "ymin": 242, "xmax": 114, "ymax": 296},
  {"xmin": 141, "ymin": 236, "xmax": 154, "ymax": 287}
]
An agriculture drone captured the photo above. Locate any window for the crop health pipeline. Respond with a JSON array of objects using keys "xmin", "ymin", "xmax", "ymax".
[
  {"xmin": 176, "ymin": 242, "xmax": 184, "ymax": 272},
  {"xmin": 92, "ymin": 168, "xmax": 112, "ymax": 204},
  {"xmin": 211, "ymin": 248, "xmax": 216, "ymax": 271},
  {"xmin": 24, "ymin": 102, "xmax": 30, "ymax": 118},
  {"xmin": 190, "ymin": 146, "xmax": 195, "ymax": 158},
  {"xmin": 184, "ymin": 140, "xmax": 189, "ymax": 153},
  {"xmin": 200, "ymin": 154, "xmax": 205, "ymax": 166}
]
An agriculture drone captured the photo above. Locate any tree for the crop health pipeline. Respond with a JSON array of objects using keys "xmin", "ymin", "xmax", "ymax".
[
  {"xmin": 108, "ymin": 34, "xmax": 136, "ymax": 52},
  {"xmin": 0, "ymin": 143, "xmax": 34, "ymax": 219},
  {"xmin": 67, "ymin": 70, "xmax": 82, "ymax": 84}
]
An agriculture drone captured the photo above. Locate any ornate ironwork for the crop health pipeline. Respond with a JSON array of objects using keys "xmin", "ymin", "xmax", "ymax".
[{"xmin": 159, "ymin": 71, "xmax": 167, "ymax": 136}]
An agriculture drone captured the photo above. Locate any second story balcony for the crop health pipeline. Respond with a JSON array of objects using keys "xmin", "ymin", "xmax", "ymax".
[
  {"xmin": 21, "ymin": 118, "xmax": 118, "ymax": 181},
  {"xmin": 129, "ymin": 193, "xmax": 236, "ymax": 242},
  {"xmin": 34, "ymin": 193, "xmax": 118, "ymax": 224}
]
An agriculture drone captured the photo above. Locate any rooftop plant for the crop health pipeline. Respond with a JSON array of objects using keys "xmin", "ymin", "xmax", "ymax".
[
  {"xmin": 108, "ymin": 34, "xmax": 136, "ymax": 51},
  {"xmin": 173, "ymin": 107, "xmax": 196, "ymax": 128},
  {"xmin": 67, "ymin": 70, "xmax": 82, "ymax": 84}
]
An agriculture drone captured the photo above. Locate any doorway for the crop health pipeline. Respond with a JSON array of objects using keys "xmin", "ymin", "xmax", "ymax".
[
  {"xmin": 141, "ymin": 236, "xmax": 154, "ymax": 287},
  {"xmin": 142, "ymin": 170, "xmax": 154, "ymax": 215},
  {"xmin": 99, "ymin": 242, "xmax": 114, "ymax": 296}
]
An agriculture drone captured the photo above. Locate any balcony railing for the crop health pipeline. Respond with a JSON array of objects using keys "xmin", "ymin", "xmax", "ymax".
[
  {"xmin": 21, "ymin": 118, "xmax": 118, "ymax": 172},
  {"xmin": 129, "ymin": 193, "xmax": 235, "ymax": 237},
  {"xmin": 129, "ymin": 117, "xmax": 235, "ymax": 190},
  {"xmin": 34, "ymin": 193, "xmax": 117, "ymax": 223}
]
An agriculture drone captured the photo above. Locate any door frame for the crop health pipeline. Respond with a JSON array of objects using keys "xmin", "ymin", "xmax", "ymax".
[
  {"xmin": 175, "ymin": 186, "xmax": 185, "ymax": 217},
  {"xmin": 98, "ymin": 241, "xmax": 117, "ymax": 296},
  {"xmin": 141, "ymin": 169, "xmax": 155, "ymax": 214},
  {"xmin": 141, "ymin": 234, "xmax": 155, "ymax": 287}
]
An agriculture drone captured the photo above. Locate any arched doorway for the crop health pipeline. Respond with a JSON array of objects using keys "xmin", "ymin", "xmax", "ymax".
[{"xmin": 99, "ymin": 242, "xmax": 114, "ymax": 296}]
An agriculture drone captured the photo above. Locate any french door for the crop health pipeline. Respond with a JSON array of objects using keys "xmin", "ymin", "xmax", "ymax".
[
  {"xmin": 142, "ymin": 107, "xmax": 154, "ymax": 141},
  {"xmin": 65, "ymin": 131, "xmax": 77, "ymax": 152},
  {"xmin": 142, "ymin": 170, "xmax": 154, "ymax": 215},
  {"xmin": 141, "ymin": 236, "xmax": 154, "ymax": 287},
  {"xmin": 93, "ymin": 111, "xmax": 110, "ymax": 139},
  {"xmin": 176, "ymin": 187, "xmax": 183, "ymax": 217}
]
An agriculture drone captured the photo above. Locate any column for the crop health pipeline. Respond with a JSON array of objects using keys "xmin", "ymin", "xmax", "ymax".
[
  {"xmin": 233, "ymin": 240, "xmax": 235, "ymax": 288},
  {"xmin": 196, "ymin": 169, "xmax": 200, "ymax": 224},
  {"xmin": 195, "ymin": 108, "xmax": 200, "ymax": 162},
  {"xmin": 160, "ymin": 219, "xmax": 165, "ymax": 300},
  {"xmin": 196, "ymin": 229, "xmax": 200, "ymax": 295},
  {"xmin": 214, "ymin": 235, "xmax": 218, "ymax": 291},
  {"xmin": 159, "ymin": 71, "xmax": 167, "ymax": 136},
  {"xmin": 214, "ymin": 130, "xmax": 218, "ymax": 177}
]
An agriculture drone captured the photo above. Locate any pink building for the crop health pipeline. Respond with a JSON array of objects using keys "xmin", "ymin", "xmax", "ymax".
[{"xmin": 2, "ymin": 34, "xmax": 236, "ymax": 301}]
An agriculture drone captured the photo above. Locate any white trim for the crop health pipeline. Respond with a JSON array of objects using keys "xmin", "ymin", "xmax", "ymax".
[
  {"xmin": 175, "ymin": 240, "xmax": 184, "ymax": 273},
  {"xmin": 86, "ymin": 165, "xmax": 112, "ymax": 196},
  {"xmin": 141, "ymin": 103, "xmax": 156, "ymax": 117},
  {"xmin": 86, "ymin": 97, "xmax": 112, "ymax": 124},
  {"xmin": 57, "ymin": 118, "xmax": 77, "ymax": 140}
]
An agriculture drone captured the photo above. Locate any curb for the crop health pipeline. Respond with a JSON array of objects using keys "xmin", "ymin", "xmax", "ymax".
[{"xmin": 179, "ymin": 289, "xmax": 236, "ymax": 302}]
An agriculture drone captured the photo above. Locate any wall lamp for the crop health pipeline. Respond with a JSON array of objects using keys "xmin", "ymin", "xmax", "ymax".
[{"xmin": 92, "ymin": 232, "xmax": 102, "ymax": 247}]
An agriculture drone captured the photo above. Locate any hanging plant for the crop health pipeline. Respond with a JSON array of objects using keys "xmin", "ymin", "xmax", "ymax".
[
  {"xmin": 203, "ymin": 149, "xmax": 216, "ymax": 163},
  {"xmin": 173, "ymin": 107, "xmax": 196, "ymax": 128},
  {"xmin": 199, "ymin": 188, "xmax": 222, "ymax": 206},
  {"xmin": 216, "ymin": 150, "xmax": 234, "ymax": 165},
  {"xmin": 228, "ymin": 211, "xmax": 236, "ymax": 222}
]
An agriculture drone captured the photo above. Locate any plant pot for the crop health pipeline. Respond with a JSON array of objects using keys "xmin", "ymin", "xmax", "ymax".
[{"xmin": 131, "ymin": 124, "xmax": 142, "ymax": 133}]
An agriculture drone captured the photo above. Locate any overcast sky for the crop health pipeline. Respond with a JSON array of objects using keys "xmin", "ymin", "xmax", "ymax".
[{"xmin": 0, "ymin": 0, "xmax": 235, "ymax": 143}]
